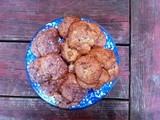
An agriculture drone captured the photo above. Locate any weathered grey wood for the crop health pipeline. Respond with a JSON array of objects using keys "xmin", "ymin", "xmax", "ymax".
[
  {"xmin": 0, "ymin": 43, "xmax": 36, "ymax": 96},
  {"xmin": 0, "ymin": 0, "xmax": 129, "ymax": 44},
  {"xmin": 131, "ymin": 0, "xmax": 160, "ymax": 119},
  {"xmin": 0, "ymin": 0, "xmax": 130, "ymax": 119},
  {"xmin": 0, "ymin": 98, "xmax": 129, "ymax": 120}
]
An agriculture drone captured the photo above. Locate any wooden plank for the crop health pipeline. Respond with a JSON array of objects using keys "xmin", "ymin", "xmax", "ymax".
[
  {"xmin": 0, "ymin": 43, "xmax": 129, "ymax": 99},
  {"xmin": 131, "ymin": 0, "xmax": 160, "ymax": 119},
  {"xmin": 0, "ymin": 43, "xmax": 36, "ymax": 96},
  {"xmin": 0, "ymin": 98, "xmax": 128, "ymax": 120},
  {"xmin": 104, "ymin": 22, "xmax": 129, "ymax": 44},
  {"xmin": 0, "ymin": 0, "xmax": 129, "ymax": 44}
]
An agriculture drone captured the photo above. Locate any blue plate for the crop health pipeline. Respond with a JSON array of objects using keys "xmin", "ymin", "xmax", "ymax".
[{"xmin": 26, "ymin": 18, "xmax": 120, "ymax": 109}]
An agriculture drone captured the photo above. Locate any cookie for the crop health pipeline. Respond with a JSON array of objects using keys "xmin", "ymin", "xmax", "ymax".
[
  {"xmin": 58, "ymin": 16, "xmax": 81, "ymax": 39},
  {"xmin": 89, "ymin": 46, "xmax": 116, "ymax": 70},
  {"xmin": 60, "ymin": 73, "xmax": 87, "ymax": 102},
  {"xmin": 32, "ymin": 28, "xmax": 60, "ymax": 57},
  {"xmin": 28, "ymin": 53, "xmax": 68, "ymax": 83},
  {"xmin": 68, "ymin": 21, "xmax": 101, "ymax": 54},
  {"xmin": 75, "ymin": 55, "xmax": 102, "ymax": 84}
]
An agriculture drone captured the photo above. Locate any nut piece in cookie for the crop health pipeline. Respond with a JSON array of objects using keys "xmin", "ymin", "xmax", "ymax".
[
  {"xmin": 60, "ymin": 73, "xmax": 87, "ymax": 103},
  {"xmin": 89, "ymin": 46, "xmax": 116, "ymax": 70},
  {"xmin": 108, "ymin": 63, "xmax": 119, "ymax": 81},
  {"xmin": 61, "ymin": 41, "xmax": 79, "ymax": 62},
  {"xmin": 75, "ymin": 55, "xmax": 102, "ymax": 84},
  {"xmin": 28, "ymin": 53, "xmax": 68, "ymax": 83},
  {"xmin": 58, "ymin": 16, "xmax": 81, "ymax": 39},
  {"xmin": 32, "ymin": 28, "xmax": 60, "ymax": 57},
  {"xmin": 68, "ymin": 21, "xmax": 101, "ymax": 54}
]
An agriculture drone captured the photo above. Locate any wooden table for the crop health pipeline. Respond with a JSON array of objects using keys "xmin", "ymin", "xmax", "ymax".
[{"xmin": 0, "ymin": 0, "xmax": 159, "ymax": 120}]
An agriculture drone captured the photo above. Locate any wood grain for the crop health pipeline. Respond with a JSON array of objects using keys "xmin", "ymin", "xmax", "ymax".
[
  {"xmin": 0, "ymin": 43, "xmax": 129, "ymax": 99},
  {"xmin": 0, "ymin": 0, "xmax": 129, "ymax": 44},
  {"xmin": 0, "ymin": 43, "xmax": 35, "ymax": 96},
  {"xmin": 0, "ymin": 98, "xmax": 128, "ymax": 120},
  {"xmin": 131, "ymin": 0, "xmax": 160, "ymax": 119}
]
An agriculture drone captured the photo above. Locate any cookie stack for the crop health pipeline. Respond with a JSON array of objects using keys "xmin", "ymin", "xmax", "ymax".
[{"xmin": 28, "ymin": 16, "xmax": 119, "ymax": 108}]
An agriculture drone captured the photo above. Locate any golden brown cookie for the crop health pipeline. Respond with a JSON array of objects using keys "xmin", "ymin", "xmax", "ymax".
[
  {"xmin": 32, "ymin": 28, "xmax": 60, "ymax": 57},
  {"xmin": 108, "ymin": 63, "xmax": 119, "ymax": 81},
  {"xmin": 61, "ymin": 41, "xmax": 79, "ymax": 62},
  {"xmin": 67, "ymin": 21, "xmax": 101, "ymax": 54},
  {"xmin": 75, "ymin": 55, "xmax": 102, "ymax": 84},
  {"xmin": 58, "ymin": 16, "xmax": 81, "ymax": 39},
  {"xmin": 60, "ymin": 73, "xmax": 87, "ymax": 103},
  {"xmin": 28, "ymin": 53, "xmax": 68, "ymax": 83},
  {"xmin": 89, "ymin": 46, "xmax": 116, "ymax": 70}
]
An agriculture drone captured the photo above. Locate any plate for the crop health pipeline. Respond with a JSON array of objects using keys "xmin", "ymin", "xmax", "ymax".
[{"xmin": 26, "ymin": 18, "xmax": 120, "ymax": 109}]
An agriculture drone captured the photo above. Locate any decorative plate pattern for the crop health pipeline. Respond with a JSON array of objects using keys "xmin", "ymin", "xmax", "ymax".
[{"xmin": 26, "ymin": 18, "xmax": 120, "ymax": 109}]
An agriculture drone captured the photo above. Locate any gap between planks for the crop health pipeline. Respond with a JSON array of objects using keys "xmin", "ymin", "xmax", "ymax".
[
  {"xmin": 0, "ymin": 40, "xmax": 130, "ymax": 46},
  {"xmin": 0, "ymin": 95, "xmax": 129, "ymax": 102},
  {"xmin": 128, "ymin": 0, "xmax": 132, "ymax": 120}
]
